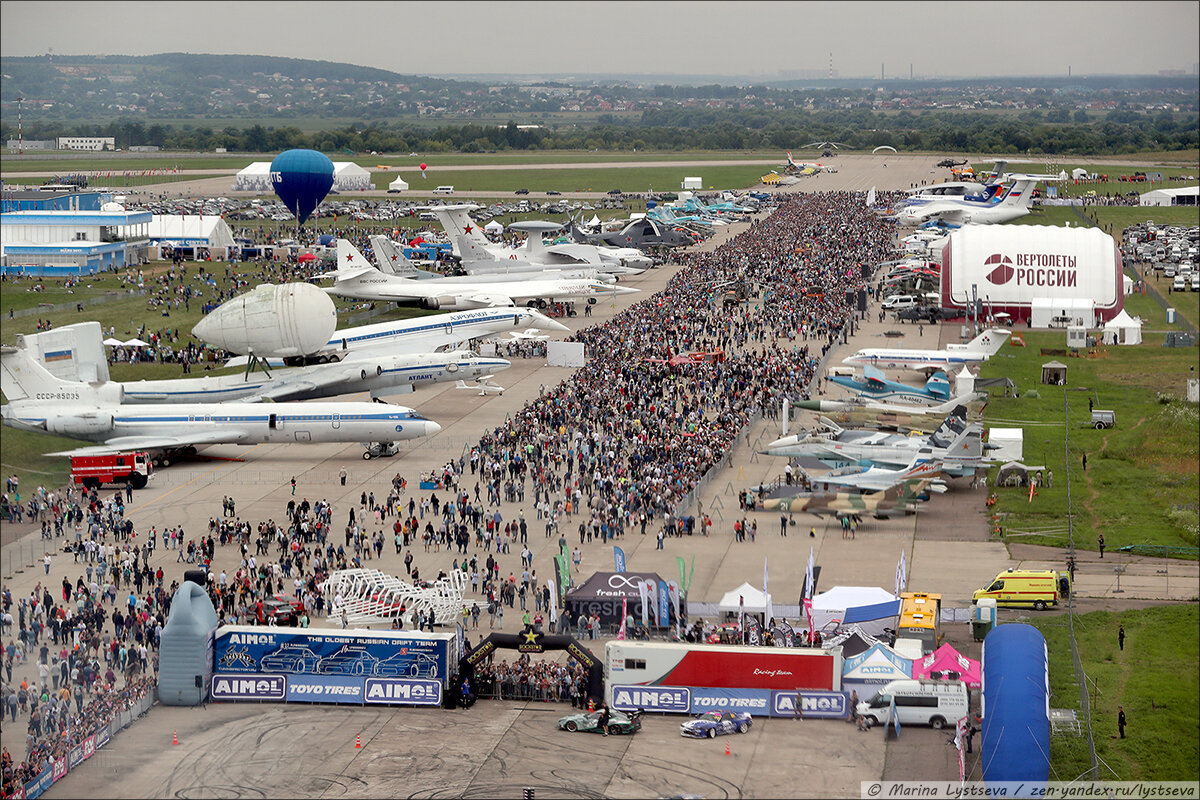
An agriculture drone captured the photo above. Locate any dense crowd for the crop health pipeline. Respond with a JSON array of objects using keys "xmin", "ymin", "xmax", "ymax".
[{"xmin": 1, "ymin": 191, "xmax": 905, "ymax": 773}]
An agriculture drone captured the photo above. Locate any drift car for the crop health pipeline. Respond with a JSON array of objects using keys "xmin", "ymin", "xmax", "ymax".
[
  {"xmin": 680, "ymin": 710, "xmax": 753, "ymax": 738},
  {"xmin": 557, "ymin": 709, "xmax": 642, "ymax": 735}
]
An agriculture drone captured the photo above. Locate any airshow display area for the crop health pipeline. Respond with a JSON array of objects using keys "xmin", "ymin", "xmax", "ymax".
[{"xmin": 0, "ymin": 147, "xmax": 1196, "ymax": 800}]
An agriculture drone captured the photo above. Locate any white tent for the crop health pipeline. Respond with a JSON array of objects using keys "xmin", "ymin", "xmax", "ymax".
[
  {"xmin": 148, "ymin": 216, "xmax": 236, "ymax": 251},
  {"xmin": 809, "ymin": 586, "xmax": 898, "ymax": 637},
  {"xmin": 954, "ymin": 365, "xmax": 976, "ymax": 397},
  {"xmin": 1102, "ymin": 308, "xmax": 1143, "ymax": 345},
  {"xmin": 234, "ymin": 162, "xmax": 273, "ymax": 192},
  {"xmin": 1071, "ymin": 168, "xmax": 1089, "ymax": 180},
  {"xmin": 332, "ymin": 162, "xmax": 372, "ymax": 191},
  {"xmin": 717, "ymin": 582, "xmax": 772, "ymax": 615},
  {"xmin": 587, "ymin": 214, "xmax": 602, "ymax": 229},
  {"xmin": 1140, "ymin": 186, "xmax": 1199, "ymax": 207},
  {"xmin": 483, "ymin": 220, "xmax": 505, "ymax": 234},
  {"xmin": 842, "ymin": 642, "xmax": 915, "ymax": 690},
  {"xmin": 388, "ymin": 176, "xmax": 409, "ymax": 192},
  {"xmin": 123, "ymin": 338, "xmax": 150, "ymax": 347}
]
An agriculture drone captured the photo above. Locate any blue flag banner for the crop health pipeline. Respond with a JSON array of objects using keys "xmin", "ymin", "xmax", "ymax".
[
  {"xmin": 659, "ymin": 579, "xmax": 671, "ymax": 627},
  {"xmin": 614, "ymin": 546, "xmax": 626, "ymax": 573}
]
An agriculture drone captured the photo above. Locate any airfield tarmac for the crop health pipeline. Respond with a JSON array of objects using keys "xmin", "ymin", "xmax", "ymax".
[{"xmin": 3, "ymin": 153, "xmax": 1192, "ymax": 799}]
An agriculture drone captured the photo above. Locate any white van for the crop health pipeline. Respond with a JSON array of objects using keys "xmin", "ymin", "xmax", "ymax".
[
  {"xmin": 432, "ymin": 185, "xmax": 455, "ymax": 195},
  {"xmin": 856, "ymin": 679, "xmax": 969, "ymax": 729},
  {"xmin": 882, "ymin": 294, "xmax": 919, "ymax": 311}
]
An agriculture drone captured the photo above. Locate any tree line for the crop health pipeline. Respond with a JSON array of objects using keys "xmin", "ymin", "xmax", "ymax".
[{"xmin": 3, "ymin": 107, "xmax": 1195, "ymax": 156}]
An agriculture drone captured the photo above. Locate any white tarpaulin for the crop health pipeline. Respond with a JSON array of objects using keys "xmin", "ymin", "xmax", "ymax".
[
  {"xmin": 546, "ymin": 341, "xmax": 585, "ymax": 367},
  {"xmin": 809, "ymin": 586, "xmax": 898, "ymax": 637}
]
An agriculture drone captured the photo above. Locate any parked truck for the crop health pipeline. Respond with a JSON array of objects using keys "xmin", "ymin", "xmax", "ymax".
[{"xmin": 70, "ymin": 452, "xmax": 152, "ymax": 490}]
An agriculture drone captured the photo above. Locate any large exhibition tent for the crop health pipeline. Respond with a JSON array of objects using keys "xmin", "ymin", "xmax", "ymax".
[
  {"xmin": 234, "ymin": 162, "xmax": 273, "ymax": 192},
  {"xmin": 332, "ymin": 162, "xmax": 373, "ymax": 191},
  {"xmin": 1140, "ymin": 186, "xmax": 1198, "ymax": 206}
]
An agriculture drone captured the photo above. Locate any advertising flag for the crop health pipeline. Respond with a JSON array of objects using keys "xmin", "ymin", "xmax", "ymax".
[
  {"xmin": 667, "ymin": 580, "xmax": 682, "ymax": 638},
  {"xmin": 638, "ymin": 580, "xmax": 649, "ymax": 627},
  {"xmin": 677, "ymin": 556, "xmax": 687, "ymax": 593},
  {"xmin": 763, "ymin": 556, "xmax": 773, "ymax": 623},
  {"xmin": 895, "ymin": 550, "xmax": 908, "ymax": 598},
  {"xmin": 618, "ymin": 597, "xmax": 627, "ymax": 640},
  {"xmin": 804, "ymin": 547, "xmax": 815, "ymax": 600},
  {"xmin": 739, "ymin": 594, "xmax": 745, "ymax": 641},
  {"xmin": 658, "ymin": 579, "xmax": 670, "ymax": 628},
  {"xmin": 547, "ymin": 578, "xmax": 557, "ymax": 625},
  {"xmin": 614, "ymin": 546, "xmax": 626, "ymax": 573}
]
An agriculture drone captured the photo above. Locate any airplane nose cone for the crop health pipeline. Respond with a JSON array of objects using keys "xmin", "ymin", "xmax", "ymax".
[
  {"xmin": 191, "ymin": 313, "xmax": 218, "ymax": 342},
  {"xmin": 528, "ymin": 310, "xmax": 570, "ymax": 332},
  {"xmin": 424, "ymin": 421, "xmax": 442, "ymax": 437}
]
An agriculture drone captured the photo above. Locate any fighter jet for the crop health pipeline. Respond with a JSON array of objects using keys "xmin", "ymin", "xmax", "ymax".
[
  {"xmin": 829, "ymin": 365, "xmax": 951, "ymax": 404},
  {"xmin": 0, "ymin": 347, "xmax": 441, "ymax": 461},
  {"xmin": 791, "ymin": 395, "xmax": 986, "ymax": 435},
  {"xmin": 569, "ymin": 216, "xmax": 698, "ymax": 250},
  {"xmin": 759, "ymin": 461, "xmax": 944, "ymax": 519},
  {"xmin": 761, "ymin": 407, "xmax": 989, "ymax": 477}
]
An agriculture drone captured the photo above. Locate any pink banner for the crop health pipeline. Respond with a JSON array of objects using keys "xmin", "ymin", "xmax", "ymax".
[
  {"xmin": 52, "ymin": 757, "xmax": 67, "ymax": 780},
  {"xmin": 82, "ymin": 734, "xmax": 96, "ymax": 760},
  {"xmin": 618, "ymin": 597, "xmax": 627, "ymax": 639}
]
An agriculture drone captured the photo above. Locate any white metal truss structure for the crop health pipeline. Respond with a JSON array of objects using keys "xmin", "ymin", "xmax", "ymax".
[{"xmin": 324, "ymin": 568, "xmax": 468, "ymax": 627}]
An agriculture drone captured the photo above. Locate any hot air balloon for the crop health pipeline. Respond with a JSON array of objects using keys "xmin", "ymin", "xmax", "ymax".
[{"xmin": 270, "ymin": 149, "xmax": 334, "ymax": 225}]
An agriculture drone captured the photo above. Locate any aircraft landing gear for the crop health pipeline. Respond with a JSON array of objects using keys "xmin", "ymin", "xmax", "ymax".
[{"xmin": 363, "ymin": 442, "xmax": 400, "ymax": 460}]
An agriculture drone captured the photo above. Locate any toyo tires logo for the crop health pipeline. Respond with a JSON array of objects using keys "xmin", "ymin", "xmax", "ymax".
[{"xmin": 984, "ymin": 253, "xmax": 1015, "ymax": 285}]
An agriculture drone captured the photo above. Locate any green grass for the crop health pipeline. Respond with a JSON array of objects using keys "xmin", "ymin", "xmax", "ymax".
[
  {"xmin": 980, "ymin": 330, "xmax": 1199, "ymax": 556},
  {"xmin": 0, "ymin": 150, "xmax": 783, "ymax": 174},
  {"xmin": 367, "ymin": 164, "xmax": 772, "ymax": 193},
  {"xmin": 1033, "ymin": 604, "xmax": 1199, "ymax": 780}
]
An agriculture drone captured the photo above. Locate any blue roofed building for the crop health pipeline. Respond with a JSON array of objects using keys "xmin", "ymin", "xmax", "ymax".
[{"xmin": 1, "ymin": 207, "xmax": 152, "ymax": 276}]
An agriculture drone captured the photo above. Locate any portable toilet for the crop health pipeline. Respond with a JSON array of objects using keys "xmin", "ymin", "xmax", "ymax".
[{"xmin": 972, "ymin": 598, "xmax": 997, "ymax": 641}]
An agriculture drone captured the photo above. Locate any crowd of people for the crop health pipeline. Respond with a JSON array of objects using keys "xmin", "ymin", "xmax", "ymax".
[{"xmin": 0, "ymin": 191, "xmax": 907, "ymax": 787}]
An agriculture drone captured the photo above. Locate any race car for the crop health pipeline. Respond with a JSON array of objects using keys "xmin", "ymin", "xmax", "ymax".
[
  {"xmin": 680, "ymin": 710, "xmax": 753, "ymax": 738},
  {"xmin": 557, "ymin": 708, "xmax": 642, "ymax": 735}
]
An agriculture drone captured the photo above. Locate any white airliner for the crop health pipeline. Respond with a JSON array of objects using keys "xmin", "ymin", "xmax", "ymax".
[
  {"xmin": 322, "ymin": 239, "xmax": 637, "ymax": 310},
  {"xmin": 368, "ymin": 234, "xmax": 610, "ymax": 283},
  {"xmin": 842, "ymin": 329, "xmax": 1011, "ymax": 373},
  {"xmin": 0, "ymin": 347, "xmax": 441, "ymax": 459},
  {"xmin": 894, "ymin": 178, "xmax": 1038, "ymax": 226}
]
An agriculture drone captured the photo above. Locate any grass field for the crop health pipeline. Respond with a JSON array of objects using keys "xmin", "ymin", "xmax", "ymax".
[
  {"xmin": 0, "ymin": 261, "xmax": 435, "ymax": 490},
  {"xmin": 979, "ymin": 328, "xmax": 1199, "ymax": 556},
  {"xmin": 1033, "ymin": 604, "xmax": 1199, "ymax": 780},
  {"xmin": 367, "ymin": 164, "xmax": 772, "ymax": 193},
  {"xmin": 0, "ymin": 150, "xmax": 784, "ymax": 174}
]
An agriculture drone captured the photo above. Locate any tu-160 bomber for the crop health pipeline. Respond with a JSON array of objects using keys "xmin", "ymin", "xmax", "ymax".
[{"xmin": 322, "ymin": 239, "xmax": 637, "ymax": 309}]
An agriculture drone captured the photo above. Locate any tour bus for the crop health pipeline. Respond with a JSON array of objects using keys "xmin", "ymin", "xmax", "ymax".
[
  {"xmin": 897, "ymin": 592, "xmax": 942, "ymax": 655},
  {"xmin": 856, "ymin": 679, "xmax": 969, "ymax": 729}
]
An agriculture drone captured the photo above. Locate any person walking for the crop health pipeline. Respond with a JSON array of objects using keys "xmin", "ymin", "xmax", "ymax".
[
  {"xmin": 1118, "ymin": 624, "xmax": 1125, "ymax": 651},
  {"xmin": 1098, "ymin": 534, "xmax": 1105, "ymax": 559},
  {"xmin": 290, "ymin": 476, "xmax": 297, "ymax": 495},
  {"xmin": 1118, "ymin": 706, "xmax": 1126, "ymax": 739},
  {"xmin": 339, "ymin": 467, "xmax": 347, "ymax": 486}
]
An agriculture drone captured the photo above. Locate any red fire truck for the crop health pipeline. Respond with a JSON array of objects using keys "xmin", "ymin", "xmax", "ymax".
[{"xmin": 70, "ymin": 452, "xmax": 152, "ymax": 490}]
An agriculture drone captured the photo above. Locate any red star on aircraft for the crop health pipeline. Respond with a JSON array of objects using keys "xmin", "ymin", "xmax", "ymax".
[{"xmin": 463, "ymin": 225, "xmax": 474, "ymax": 235}]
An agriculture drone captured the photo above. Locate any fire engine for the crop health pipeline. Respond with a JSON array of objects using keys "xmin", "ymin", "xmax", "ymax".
[{"xmin": 70, "ymin": 452, "xmax": 152, "ymax": 490}]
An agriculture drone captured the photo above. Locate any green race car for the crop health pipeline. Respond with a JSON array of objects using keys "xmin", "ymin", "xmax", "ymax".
[{"xmin": 557, "ymin": 708, "xmax": 643, "ymax": 735}]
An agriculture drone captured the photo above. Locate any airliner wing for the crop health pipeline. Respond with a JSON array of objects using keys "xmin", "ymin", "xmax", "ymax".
[
  {"xmin": 48, "ymin": 430, "xmax": 251, "ymax": 457},
  {"xmin": 464, "ymin": 293, "xmax": 517, "ymax": 307}
]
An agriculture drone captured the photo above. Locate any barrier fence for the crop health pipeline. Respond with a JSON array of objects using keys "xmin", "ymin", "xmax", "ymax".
[
  {"xmin": 5, "ymin": 289, "xmax": 147, "ymax": 319},
  {"xmin": 1, "ymin": 537, "xmax": 63, "ymax": 582},
  {"xmin": 14, "ymin": 690, "xmax": 156, "ymax": 800}
]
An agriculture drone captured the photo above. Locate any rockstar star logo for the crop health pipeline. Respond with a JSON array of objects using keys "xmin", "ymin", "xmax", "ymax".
[{"xmin": 522, "ymin": 630, "xmax": 540, "ymax": 645}]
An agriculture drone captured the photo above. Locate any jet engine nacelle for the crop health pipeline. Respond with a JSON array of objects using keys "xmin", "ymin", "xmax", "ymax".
[
  {"xmin": 47, "ymin": 412, "xmax": 114, "ymax": 437},
  {"xmin": 95, "ymin": 383, "xmax": 125, "ymax": 405},
  {"xmin": 192, "ymin": 282, "xmax": 337, "ymax": 357},
  {"xmin": 420, "ymin": 296, "xmax": 475, "ymax": 311}
]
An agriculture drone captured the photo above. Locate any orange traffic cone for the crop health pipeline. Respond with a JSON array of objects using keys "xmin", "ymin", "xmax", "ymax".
[
  {"xmin": 588, "ymin": 698, "xmax": 595, "ymax": 712},
  {"xmin": 724, "ymin": 742, "xmax": 731, "ymax": 756},
  {"xmin": 355, "ymin": 734, "xmax": 362, "ymax": 749},
  {"xmin": 172, "ymin": 730, "xmax": 179, "ymax": 746}
]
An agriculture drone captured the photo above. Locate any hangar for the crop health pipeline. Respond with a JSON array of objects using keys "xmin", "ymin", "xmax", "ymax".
[{"xmin": 1139, "ymin": 186, "xmax": 1198, "ymax": 207}]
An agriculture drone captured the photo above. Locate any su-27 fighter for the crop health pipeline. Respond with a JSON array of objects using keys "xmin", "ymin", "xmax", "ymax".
[
  {"xmin": 760, "ymin": 405, "xmax": 992, "ymax": 478},
  {"xmin": 321, "ymin": 239, "xmax": 638, "ymax": 310},
  {"xmin": 0, "ymin": 346, "xmax": 440, "ymax": 461},
  {"xmin": 790, "ymin": 395, "xmax": 986, "ymax": 435}
]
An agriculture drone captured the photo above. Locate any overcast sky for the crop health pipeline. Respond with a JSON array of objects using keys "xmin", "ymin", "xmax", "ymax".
[{"xmin": 3, "ymin": 1, "xmax": 1197, "ymax": 79}]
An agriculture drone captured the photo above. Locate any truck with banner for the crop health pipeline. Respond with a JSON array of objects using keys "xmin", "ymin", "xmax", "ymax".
[
  {"xmin": 210, "ymin": 626, "xmax": 459, "ymax": 706},
  {"xmin": 604, "ymin": 641, "xmax": 845, "ymax": 717}
]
